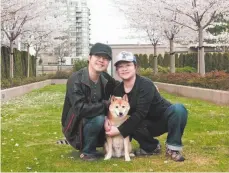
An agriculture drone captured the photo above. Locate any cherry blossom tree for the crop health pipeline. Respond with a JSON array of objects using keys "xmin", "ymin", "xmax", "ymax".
[
  {"xmin": 1, "ymin": 0, "xmax": 69, "ymax": 78},
  {"xmin": 113, "ymin": 0, "xmax": 165, "ymax": 74},
  {"xmin": 162, "ymin": 0, "xmax": 229, "ymax": 76},
  {"xmin": 113, "ymin": 0, "xmax": 194, "ymax": 74},
  {"xmin": 1, "ymin": 0, "xmax": 49, "ymax": 78},
  {"xmin": 21, "ymin": 11, "xmax": 69, "ymax": 77}
]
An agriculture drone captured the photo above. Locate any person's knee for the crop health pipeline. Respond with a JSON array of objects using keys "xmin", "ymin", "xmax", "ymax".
[
  {"xmin": 172, "ymin": 104, "xmax": 188, "ymax": 121},
  {"xmin": 92, "ymin": 115, "xmax": 105, "ymax": 129}
]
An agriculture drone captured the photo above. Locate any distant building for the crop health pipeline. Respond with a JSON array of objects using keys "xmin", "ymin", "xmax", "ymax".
[{"xmin": 67, "ymin": 0, "xmax": 90, "ymax": 57}]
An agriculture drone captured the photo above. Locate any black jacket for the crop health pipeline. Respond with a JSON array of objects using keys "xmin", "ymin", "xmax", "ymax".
[
  {"xmin": 61, "ymin": 67, "xmax": 119, "ymax": 150},
  {"xmin": 114, "ymin": 75, "xmax": 172, "ymax": 138}
]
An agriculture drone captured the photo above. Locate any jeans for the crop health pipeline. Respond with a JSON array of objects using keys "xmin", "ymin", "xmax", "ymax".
[
  {"xmin": 82, "ymin": 115, "xmax": 105, "ymax": 155},
  {"xmin": 132, "ymin": 103, "xmax": 188, "ymax": 151}
]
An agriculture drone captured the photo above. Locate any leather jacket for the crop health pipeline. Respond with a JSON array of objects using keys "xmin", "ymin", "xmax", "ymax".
[{"xmin": 61, "ymin": 67, "xmax": 119, "ymax": 150}]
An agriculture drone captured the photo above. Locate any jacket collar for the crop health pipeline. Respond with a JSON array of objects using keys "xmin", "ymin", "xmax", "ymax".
[{"xmin": 81, "ymin": 67, "xmax": 108, "ymax": 87}]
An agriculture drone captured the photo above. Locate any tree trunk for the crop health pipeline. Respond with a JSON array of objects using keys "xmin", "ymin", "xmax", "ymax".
[
  {"xmin": 197, "ymin": 48, "xmax": 200, "ymax": 73},
  {"xmin": 27, "ymin": 45, "xmax": 30, "ymax": 77},
  {"xmin": 153, "ymin": 44, "xmax": 158, "ymax": 74},
  {"xmin": 199, "ymin": 27, "xmax": 205, "ymax": 76},
  {"xmin": 35, "ymin": 51, "xmax": 39, "ymax": 77},
  {"xmin": 42, "ymin": 65, "xmax": 44, "ymax": 75},
  {"xmin": 169, "ymin": 39, "xmax": 175, "ymax": 73},
  {"xmin": 10, "ymin": 40, "xmax": 14, "ymax": 78}
]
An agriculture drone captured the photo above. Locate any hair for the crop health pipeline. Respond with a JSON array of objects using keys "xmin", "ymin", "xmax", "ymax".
[{"xmin": 115, "ymin": 61, "xmax": 137, "ymax": 71}]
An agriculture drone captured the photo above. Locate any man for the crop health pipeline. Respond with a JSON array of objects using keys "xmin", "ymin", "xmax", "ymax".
[
  {"xmin": 105, "ymin": 51, "xmax": 188, "ymax": 162},
  {"xmin": 61, "ymin": 43, "xmax": 119, "ymax": 161}
]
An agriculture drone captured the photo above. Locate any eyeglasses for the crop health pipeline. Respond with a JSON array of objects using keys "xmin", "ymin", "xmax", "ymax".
[
  {"xmin": 94, "ymin": 54, "xmax": 110, "ymax": 61},
  {"xmin": 116, "ymin": 63, "xmax": 135, "ymax": 70}
]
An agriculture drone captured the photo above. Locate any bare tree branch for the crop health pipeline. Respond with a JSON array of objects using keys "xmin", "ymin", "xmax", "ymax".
[{"xmin": 203, "ymin": 11, "xmax": 217, "ymax": 29}]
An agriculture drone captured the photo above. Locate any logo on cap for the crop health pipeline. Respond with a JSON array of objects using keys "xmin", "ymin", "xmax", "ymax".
[{"xmin": 121, "ymin": 52, "xmax": 130, "ymax": 59}]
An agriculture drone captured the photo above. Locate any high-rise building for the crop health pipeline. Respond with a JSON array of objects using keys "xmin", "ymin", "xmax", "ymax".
[{"xmin": 67, "ymin": 0, "xmax": 90, "ymax": 58}]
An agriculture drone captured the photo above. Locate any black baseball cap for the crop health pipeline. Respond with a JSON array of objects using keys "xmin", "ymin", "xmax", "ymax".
[{"xmin": 89, "ymin": 43, "xmax": 112, "ymax": 60}]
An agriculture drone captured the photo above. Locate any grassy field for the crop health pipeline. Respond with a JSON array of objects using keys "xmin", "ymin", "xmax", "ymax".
[{"xmin": 1, "ymin": 84, "xmax": 229, "ymax": 172}]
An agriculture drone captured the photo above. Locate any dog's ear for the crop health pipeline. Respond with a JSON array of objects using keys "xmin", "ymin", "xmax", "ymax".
[
  {"xmin": 122, "ymin": 94, "xmax": 128, "ymax": 102},
  {"xmin": 110, "ymin": 95, "xmax": 116, "ymax": 103}
]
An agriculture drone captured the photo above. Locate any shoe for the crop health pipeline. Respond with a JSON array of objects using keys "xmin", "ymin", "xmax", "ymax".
[
  {"xmin": 79, "ymin": 153, "xmax": 98, "ymax": 161},
  {"xmin": 166, "ymin": 148, "xmax": 185, "ymax": 162},
  {"xmin": 134, "ymin": 143, "xmax": 161, "ymax": 156},
  {"xmin": 92, "ymin": 151, "xmax": 104, "ymax": 158}
]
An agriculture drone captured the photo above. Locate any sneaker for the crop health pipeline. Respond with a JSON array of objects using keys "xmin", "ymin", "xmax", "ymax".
[
  {"xmin": 79, "ymin": 153, "xmax": 97, "ymax": 161},
  {"xmin": 134, "ymin": 143, "xmax": 161, "ymax": 156},
  {"xmin": 166, "ymin": 148, "xmax": 185, "ymax": 162},
  {"xmin": 92, "ymin": 151, "xmax": 104, "ymax": 158}
]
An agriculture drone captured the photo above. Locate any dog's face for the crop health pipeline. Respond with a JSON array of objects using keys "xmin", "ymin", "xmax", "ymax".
[{"xmin": 109, "ymin": 95, "xmax": 130, "ymax": 120}]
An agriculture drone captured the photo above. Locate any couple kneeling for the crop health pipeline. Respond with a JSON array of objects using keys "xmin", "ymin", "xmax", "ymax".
[{"xmin": 61, "ymin": 43, "xmax": 188, "ymax": 162}]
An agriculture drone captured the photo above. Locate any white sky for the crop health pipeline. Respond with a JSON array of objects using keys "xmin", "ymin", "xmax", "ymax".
[{"xmin": 87, "ymin": 0, "xmax": 147, "ymax": 44}]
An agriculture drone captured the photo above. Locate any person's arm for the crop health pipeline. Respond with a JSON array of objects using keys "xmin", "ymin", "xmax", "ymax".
[
  {"xmin": 68, "ymin": 81, "xmax": 107, "ymax": 118},
  {"xmin": 118, "ymin": 81, "xmax": 155, "ymax": 138},
  {"xmin": 104, "ymin": 116, "xmax": 111, "ymax": 131},
  {"xmin": 102, "ymin": 71, "xmax": 120, "ymax": 88}
]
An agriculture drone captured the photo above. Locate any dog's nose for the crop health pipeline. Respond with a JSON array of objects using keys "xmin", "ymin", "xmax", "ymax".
[{"xmin": 119, "ymin": 112, "xmax": 123, "ymax": 117}]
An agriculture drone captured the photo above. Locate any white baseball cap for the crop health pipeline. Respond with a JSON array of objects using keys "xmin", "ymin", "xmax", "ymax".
[{"xmin": 114, "ymin": 51, "xmax": 137, "ymax": 66}]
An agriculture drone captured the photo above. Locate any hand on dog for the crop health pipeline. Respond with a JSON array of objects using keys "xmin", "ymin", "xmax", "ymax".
[
  {"xmin": 105, "ymin": 126, "xmax": 120, "ymax": 136},
  {"xmin": 104, "ymin": 118, "xmax": 111, "ymax": 132}
]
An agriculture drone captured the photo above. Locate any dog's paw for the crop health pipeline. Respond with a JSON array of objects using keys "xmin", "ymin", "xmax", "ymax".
[
  {"xmin": 125, "ymin": 157, "xmax": 131, "ymax": 162},
  {"xmin": 130, "ymin": 153, "xmax": 135, "ymax": 157},
  {"xmin": 104, "ymin": 155, "xmax": 112, "ymax": 160}
]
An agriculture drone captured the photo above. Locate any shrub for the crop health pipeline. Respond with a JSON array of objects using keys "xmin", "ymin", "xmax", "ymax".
[
  {"xmin": 1, "ymin": 79, "xmax": 11, "ymax": 89},
  {"xmin": 73, "ymin": 59, "xmax": 88, "ymax": 72},
  {"xmin": 1, "ymin": 75, "xmax": 50, "ymax": 89},
  {"xmin": 158, "ymin": 66, "xmax": 169, "ymax": 73},
  {"xmin": 138, "ymin": 68, "xmax": 153, "ymax": 79},
  {"xmin": 176, "ymin": 66, "xmax": 197, "ymax": 73},
  {"xmin": 150, "ymin": 71, "xmax": 229, "ymax": 90},
  {"xmin": 50, "ymin": 71, "xmax": 72, "ymax": 79}
]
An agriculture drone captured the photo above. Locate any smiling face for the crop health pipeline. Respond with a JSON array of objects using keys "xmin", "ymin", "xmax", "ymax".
[
  {"xmin": 88, "ymin": 54, "xmax": 110, "ymax": 73},
  {"xmin": 115, "ymin": 61, "xmax": 136, "ymax": 80}
]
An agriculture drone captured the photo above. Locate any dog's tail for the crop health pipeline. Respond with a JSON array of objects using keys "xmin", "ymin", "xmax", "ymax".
[{"xmin": 56, "ymin": 139, "xmax": 69, "ymax": 145}]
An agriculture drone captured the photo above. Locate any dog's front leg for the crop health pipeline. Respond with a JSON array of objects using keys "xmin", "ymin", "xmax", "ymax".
[
  {"xmin": 124, "ymin": 136, "xmax": 131, "ymax": 161},
  {"xmin": 104, "ymin": 136, "xmax": 113, "ymax": 160}
]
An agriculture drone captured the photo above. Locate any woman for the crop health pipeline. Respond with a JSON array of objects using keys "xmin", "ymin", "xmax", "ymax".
[{"xmin": 105, "ymin": 51, "xmax": 188, "ymax": 162}]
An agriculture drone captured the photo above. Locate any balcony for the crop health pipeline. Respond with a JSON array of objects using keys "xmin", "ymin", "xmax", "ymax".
[
  {"xmin": 76, "ymin": 14, "xmax": 82, "ymax": 18},
  {"xmin": 76, "ymin": 20, "xmax": 82, "ymax": 23}
]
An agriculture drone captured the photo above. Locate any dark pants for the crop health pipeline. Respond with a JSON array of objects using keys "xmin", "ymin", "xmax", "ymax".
[
  {"xmin": 82, "ymin": 115, "xmax": 105, "ymax": 155},
  {"xmin": 132, "ymin": 104, "xmax": 188, "ymax": 151}
]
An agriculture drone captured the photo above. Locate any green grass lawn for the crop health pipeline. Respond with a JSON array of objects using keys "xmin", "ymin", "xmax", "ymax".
[{"xmin": 1, "ymin": 84, "xmax": 229, "ymax": 172}]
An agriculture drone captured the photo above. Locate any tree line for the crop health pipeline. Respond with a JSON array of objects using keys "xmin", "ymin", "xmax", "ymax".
[
  {"xmin": 134, "ymin": 52, "xmax": 229, "ymax": 73},
  {"xmin": 1, "ymin": 46, "xmax": 36, "ymax": 79}
]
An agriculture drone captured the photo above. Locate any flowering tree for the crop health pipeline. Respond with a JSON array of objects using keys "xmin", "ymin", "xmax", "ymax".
[
  {"xmin": 113, "ymin": 0, "xmax": 194, "ymax": 74},
  {"xmin": 205, "ymin": 15, "xmax": 229, "ymax": 46},
  {"xmin": 1, "ymin": 0, "xmax": 69, "ymax": 78},
  {"xmin": 113, "ymin": 0, "xmax": 165, "ymax": 74},
  {"xmin": 1, "ymin": 0, "xmax": 49, "ymax": 78},
  {"xmin": 21, "ymin": 7, "xmax": 69, "ymax": 77},
  {"xmin": 162, "ymin": 0, "xmax": 229, "ymax": 76}
]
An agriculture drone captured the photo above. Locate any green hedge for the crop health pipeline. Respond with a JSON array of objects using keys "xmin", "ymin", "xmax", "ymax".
[
  {"xmin": 134, "ymin": 52, "xmax": 229, "ymax": 72},
  {"xmin": 1, "ymin": 71, "xmax": 73, "ymax": 89},
  {"xmin": 73, "ymin": 59, "xmax": 88, "ymax": 72},
  {"xmin": 139, "ymin": 70, "xmax": 229, "ymax": 90},
  {"xmin": 1, "ymin": 46, "xmax": 36, "ymax": 79}
]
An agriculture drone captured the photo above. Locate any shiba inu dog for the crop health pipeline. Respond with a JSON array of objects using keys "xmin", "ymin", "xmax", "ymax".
[{"xmin": 104, "ymin": 95, "xmax": 133, "ymax": 161}]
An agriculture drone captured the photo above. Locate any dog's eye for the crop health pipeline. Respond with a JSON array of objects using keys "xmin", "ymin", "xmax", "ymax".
[
  {"xmin": 122, "ymin": 106, "xmax": 125, "ymax": 108},
  {"xmin": 116, "ymin": 106, "xmax": 118, "ymax": 108}
]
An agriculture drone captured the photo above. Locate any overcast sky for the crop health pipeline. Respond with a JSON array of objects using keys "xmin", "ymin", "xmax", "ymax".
[{"xmin": 87, "ymin": 0, "xmax": 146, "ymax": 44}]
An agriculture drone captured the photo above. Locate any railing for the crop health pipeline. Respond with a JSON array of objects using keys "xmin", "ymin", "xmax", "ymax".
[{"xmin": 36, "ymin": 65, "xmax": 73, "ymax": 75}]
